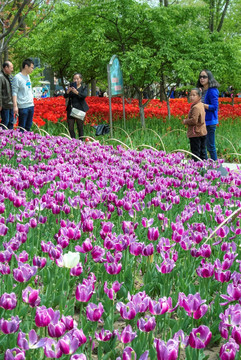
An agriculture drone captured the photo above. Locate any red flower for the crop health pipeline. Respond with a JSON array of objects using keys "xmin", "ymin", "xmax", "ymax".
[{"xmin": 32, "ymin": 96, "xmax": 241, "ymax": 128}]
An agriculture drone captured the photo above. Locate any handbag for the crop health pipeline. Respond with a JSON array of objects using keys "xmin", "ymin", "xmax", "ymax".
[
  {"xmin": 70, "ymin": 106, "xmax": 86, "ymax": 121},
  {"xmin": 94, "ymin": 124, "xmax": 110, "ymax": 136}
]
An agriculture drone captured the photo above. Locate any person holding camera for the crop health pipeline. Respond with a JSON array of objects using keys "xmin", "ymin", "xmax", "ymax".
[{"xmin": 64, "ymin": 73, "xmax": 89, "ymax": 140}]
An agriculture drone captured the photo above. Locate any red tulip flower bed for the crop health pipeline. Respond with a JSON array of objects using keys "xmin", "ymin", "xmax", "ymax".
[{"xmin": 32, "ymin": 96, "xmax": 241, "ymax": 128}]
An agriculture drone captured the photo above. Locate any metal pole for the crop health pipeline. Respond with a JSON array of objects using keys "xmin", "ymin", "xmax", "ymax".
[
  {"xmin": 107, "ymin": 64, "xmax": 113, "ymax": 137},
  {"xmin": 122, "ymin": 95, "xmax": 126, "ymax": 129}
]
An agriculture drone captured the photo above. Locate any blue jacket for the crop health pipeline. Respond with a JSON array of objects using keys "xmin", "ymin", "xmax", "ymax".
[{"xmin": 204, "ymin": 87, "xmax": 219, "ymax": 125}]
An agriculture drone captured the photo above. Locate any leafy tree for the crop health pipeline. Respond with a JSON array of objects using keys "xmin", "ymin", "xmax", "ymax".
[
  {"xmin": 15, "ymin": 0, "xmax": 241, "ymax": 126},
  {"xmin": 83, "ymin": 0, "xmax": 241, "ymax": 125},
  {"xmin": 205, "ymin": 0, "xmax": 231, "ymax": 32},
  {"xmin": 221, "ymin": 0, "xmax": 241, "ymax": 35},
  {"xmin": 157, "ymin": 0, "xmax": 237, "ymax": 33},
  {"xmin": 0, "ymin": 0, "xmax": 55, "ymax": 64},
  {"xmin": 14, "ymin": 1, "xmax": 110, "ymax": 93}
]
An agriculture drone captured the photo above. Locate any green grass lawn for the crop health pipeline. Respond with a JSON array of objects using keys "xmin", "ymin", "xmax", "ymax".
[{"xmin": 39, "ymin": 116, "xmax": 241, "ymax": 163}]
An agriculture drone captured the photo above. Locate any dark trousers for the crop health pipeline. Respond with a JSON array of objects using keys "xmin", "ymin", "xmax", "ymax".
[
  {"xmin": 1, "ymin": 108, "xmax": 14, "ymax": 129},
  {"xmin": 19, "ymin": 106, "xmax": 34, "ymax": 132},
  {"xmin": 67, "ymin": 117, "xmax": 84, "ymax": 140},
  {"xmin": 189, "ymin": 136, "xmax": 206, "ymax": 161},
  {"xmin": 205, "ymin": 125, "xmax": 217, "ymax": 161}
]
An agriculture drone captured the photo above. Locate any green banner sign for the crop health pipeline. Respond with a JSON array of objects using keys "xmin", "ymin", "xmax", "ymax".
[{"xmin": 108, "ymin": 55, "xmax": 124, "ymax": 96}]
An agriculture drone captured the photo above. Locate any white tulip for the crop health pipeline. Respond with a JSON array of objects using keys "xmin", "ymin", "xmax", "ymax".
[{"xmin": 62, "ymin": 251, "xmax": 80, "ymax": 268}]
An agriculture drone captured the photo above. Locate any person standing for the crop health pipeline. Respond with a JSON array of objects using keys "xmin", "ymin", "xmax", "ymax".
[
  {"xmin": 64, "ymin": 73, "xmax": 89, "ymax": 140},
  {"xmin": 183, "ymin": 88, "xmax": 207, "ymax": 161},
  {"xmin": 12, "ymin": 58, "xmax": 34, "ymax": 132},
  {"xmin": 0, "ymin": 61, "xmax": 14, "ymax": 129},
  {"xmin": 197, "ymin": 70, "xmax": 220, "ymax": 161}
]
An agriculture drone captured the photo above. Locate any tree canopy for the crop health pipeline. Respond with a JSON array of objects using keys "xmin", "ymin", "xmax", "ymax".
[
  {"xmin": 11, "ymin": 0, "xmax": 241, "ymax": 125},
  {"xmin": 0, "ymin": 0, "xmax": 55, "ymax": 64}
]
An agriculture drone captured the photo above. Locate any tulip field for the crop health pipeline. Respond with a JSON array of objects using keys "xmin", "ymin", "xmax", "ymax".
[
  {"xmin": 0, "ymin": 97, "xmax": 241, "ymax": 360},
  {"xmin": 32, "ymin": 96, "xmax": 241, "ymax": 128}
]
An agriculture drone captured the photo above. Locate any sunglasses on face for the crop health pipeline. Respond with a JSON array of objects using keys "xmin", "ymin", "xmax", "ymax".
[{"xmin": 199, "ymin": 75, "xmax": 208, "ymax": 79}]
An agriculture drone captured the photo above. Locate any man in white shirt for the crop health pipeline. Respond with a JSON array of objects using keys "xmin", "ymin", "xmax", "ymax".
[{"xmin": 12, "ymin": 58, "xmax": 34, "ymax": 132}]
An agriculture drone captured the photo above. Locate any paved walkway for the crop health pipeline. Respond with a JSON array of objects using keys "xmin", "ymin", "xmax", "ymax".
[{"xmin": 222, "ymin": 163, "xmax": 240, "ymax": 171}]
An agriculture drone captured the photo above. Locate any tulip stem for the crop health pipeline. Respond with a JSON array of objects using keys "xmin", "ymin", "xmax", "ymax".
[
  {"xmin": 15, "ymin": 282, "xmax": 24, "ymax": 316},
  {"xmin": 89, "ymin": 337, "xmax": 93, "ymax": 359},
  {"xmin": 78, "ymin": 303, "xmax": 83, "ymax": 328},
  {"xmin": 148, "ymin": 331, "xmax": 153, "ymax": 350},
  {"xmin": 133, "ymin": 256, "xmax": 137, "ymax": 290},
  {"xmin": 29, "ymin": 307, "xmax": 35, "ymax": 332},
  {"xmin": 186, "ymin": 346, "xmax": 197, "ymax": 360},
  {"xmin": 89, "ymin": 323, "xmax": 97, "ymax": 359},
  {"xmin": 111, "ymin": 299, "xmax": 114, "ymax": 329},
  {"xmin": 178, "ymin": 342, "xmax": 181, "ymax": 359}
]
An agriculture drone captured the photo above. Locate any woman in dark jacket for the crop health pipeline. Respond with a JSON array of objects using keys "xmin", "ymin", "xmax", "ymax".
[
  {"xmin": 64, "ymin": 73, "xmax": 89, "ymax": 140},
  {"xmin": 197, "ymin": 70, "xmax": 220, "ymax": 161}
]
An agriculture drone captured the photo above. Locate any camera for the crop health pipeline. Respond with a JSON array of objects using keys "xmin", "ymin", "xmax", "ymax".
[{"xmin": 70, "ymin": 82, "xmax": 77, "ymax": 89}]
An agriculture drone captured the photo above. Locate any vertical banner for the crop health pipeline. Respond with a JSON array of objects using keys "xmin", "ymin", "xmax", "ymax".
[
  {"xmin": 107, "ymin": 55, "xmax": 125, "ymax": 137},
  {"xmin": 109, "ymin": 56, "xmax": 123, "ymax": 96}
]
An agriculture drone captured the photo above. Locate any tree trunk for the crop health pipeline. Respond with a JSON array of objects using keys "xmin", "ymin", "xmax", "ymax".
[
  {"xmin": 60, "ymin": 73, "xmax": 66, "ymax": 94},
  {"xmin": 86, "ymin": 83, "xmax": 90, "ymax": 96},
  {"xmin": 17, "ymin": 0, "xmax": 28, "ymax": 34},
  {"xmin": 91, "ymin": 78, "xmax": 96, "ymax": 97},
  {"xmin": 209, "ymin": 0, "xmax": 214, "ymax": 32},
  {"xmin": 159, "ymin": 0, "xmax": 168, "ymax": 6},
  {"xmin": 166, "ymin": 97, "xmax": 171, "ymax": 120},
  {"xmin": 217, "ymin": 0, "xmax": 230, "ymax": 32},
  {"xmin": 0, "ymin": 50, "xmax": 3, "ymax": 67},
  {"xmin": 0, "ymin": 29, "xmax": 6, "ymax": 66},
  {"xmin": 4, "ymin": 47, "xmax": 8, "ymax": 62},
  {"xmin": 159, "ymin": 81, "xmax": 167, "ymax": 102}
]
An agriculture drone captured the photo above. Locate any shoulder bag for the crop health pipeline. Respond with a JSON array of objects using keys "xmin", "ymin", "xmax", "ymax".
[
  {"xmin": 70, "ymin": 106, "xmax": 86, "ymax": 121},
  {"xmin": 69, "ymin": 97, "xmax": 86, "ymax": 121}
]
